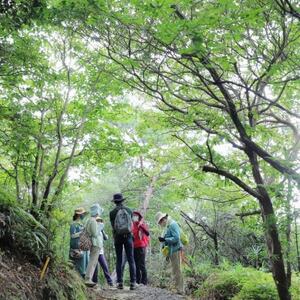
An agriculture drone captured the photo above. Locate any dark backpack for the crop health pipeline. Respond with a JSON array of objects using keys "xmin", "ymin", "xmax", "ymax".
[{"xmin": 114, "ymin": 208, "xmax": 132, "ymax": 235}]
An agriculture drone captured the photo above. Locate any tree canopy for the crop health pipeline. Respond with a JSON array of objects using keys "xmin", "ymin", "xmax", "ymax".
[{"xmin": 0, "ymin": 1, "xmax": 300, "ymax": 299}]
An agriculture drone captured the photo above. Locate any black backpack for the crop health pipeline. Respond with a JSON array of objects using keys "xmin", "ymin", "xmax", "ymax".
[{"xmin": 114, "ymin": 207, "xmax": 132, "ymax": 235}]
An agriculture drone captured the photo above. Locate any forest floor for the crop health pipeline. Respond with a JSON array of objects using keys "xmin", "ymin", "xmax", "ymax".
[
  {"xmin": 0, "ymin": 248, "xmax": 46, "ymax": 300},
  {"xmin": 87, "ymin": 284, "xmax": 190, "ymax": 300}
]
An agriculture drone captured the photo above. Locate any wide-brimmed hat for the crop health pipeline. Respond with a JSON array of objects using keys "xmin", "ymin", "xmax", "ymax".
[
  {"xmin": 112, "ymin": 193, "xmax": 126, "ymax": 202},
  {"xmin": 90, "ymin": 203, "xmax": 103, "ymax": 217},
  {"xmin": 95, "ymin": 216, "xmax": 103, "ymax": 222},
  {"xmin": 133, "ymin": 211, "xmax": 143, "ymax": 219},
  {"xmin": 155, "ymin": 212, "xmax": 168, "ymax": 225},
  {"xmin": 74, "ymin": 207, "xmax": 86, "ymax": 215}
]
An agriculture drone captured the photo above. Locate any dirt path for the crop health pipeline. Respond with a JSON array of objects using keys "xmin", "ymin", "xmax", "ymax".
[{"xmin": 88, "ymin": 284, "xmax": 192, "ymax": 300}]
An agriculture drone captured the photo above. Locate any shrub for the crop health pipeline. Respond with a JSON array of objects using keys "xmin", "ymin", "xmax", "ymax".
[
  {"xmin": 0, "ymin": 196, "xmax": 48, "ymax": 262},
  {"xmin": 194, "ymin": 265, "xmax": 288, "ymax": 300},
  {"xmin": 185, "ymin": 259, "xmax": 216, "ymax": 281},
  {"xmin": 196, "ymin": 271, "xmax": 242, "ymax": 300},
  {"xmin": 232, "ymin": 269, "xmax": 278, "ymax": 300},
  {"xmin": 8, "ymin": 206, "xmax": 48, "ymax": 263},
  {"xmin": 184, "ymin": 261, "xmax": 217, "ymax": 294},
  {"xmin": 290, "ymin": 275, "xmax": 300, "ymax": 299}
]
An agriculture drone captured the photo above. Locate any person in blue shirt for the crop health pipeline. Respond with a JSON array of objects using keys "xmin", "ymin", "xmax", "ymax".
[
  {"xmin": 156, "ymin": 212, "xmax": 184, "ymax": 295},
  {"xmin": 69, "ymin": 207, "xmax": 88, "ymax": 278}
]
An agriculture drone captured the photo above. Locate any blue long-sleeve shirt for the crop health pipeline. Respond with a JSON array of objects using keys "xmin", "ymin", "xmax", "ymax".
[
  {"xmin": 163, "ymin": 219, "xmax": 182, "ymax": 255},
  {"xmin": 70, "ymin": 221, "xmax": 84, "ymax": 249}
]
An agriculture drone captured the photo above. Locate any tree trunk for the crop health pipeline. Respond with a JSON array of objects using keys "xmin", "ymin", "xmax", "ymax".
[
  {"xmin": 42, "ymin": 47, "xmax": 72, "ymax": 208},
  {"xmin": 248, "ymin": 151, "xmax": 290, "ymax": 300},
  {"xmin": 32, "ymin": 151, "xmax": 40, "ymax": 207},
  {"xmin": 259, "ymin": 198, "xmax": 290, "ymax": 300},
  {"xmin": 285, "ymin": 179, "xmax": 292, "ymax": 288},
  {"xmin": 32, "ymin": 111, "xmax": 45, "ymax": 208},
  {"xmin": 213, "ymin": 233, "xmax": 219, "ymax": 265},
  {"xmin": 15, "ymin": 172, "xmax": 20, "ymax": 201},
  {"xmin": 141, "ymin": 175, "xmax": 157, "ymax": 217},
  {"xmin": 295, "ymin": 211, "xmax": 300, "ymax": 273},
  {"xmin": 14, "ymin": 161, "xmax": 20, "ymax": 201}
]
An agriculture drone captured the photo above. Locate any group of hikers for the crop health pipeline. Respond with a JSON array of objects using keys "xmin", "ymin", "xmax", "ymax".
[{"xmin": 69, "ymin": 193, "xmax": 184, "ymax": 294}]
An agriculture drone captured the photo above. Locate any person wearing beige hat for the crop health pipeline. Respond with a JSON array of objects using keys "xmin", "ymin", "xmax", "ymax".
[
  {"xmin": 155, "ymin": 211, "xmax": 184, "ymax": 295},
  {"xmin": 69, "ymin": 207, "xmax": 88, "ymax": 278}
]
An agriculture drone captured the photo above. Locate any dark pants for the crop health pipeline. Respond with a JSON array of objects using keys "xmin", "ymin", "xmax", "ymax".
[
  {"xmin": 93, "ymin": 254, "xmax": 113, "ymax": 284},
  {"xmin": 115, "ymin": 234, "xmax": 136, "ymax": 284},
  {"xmin": 134, "ymin": 247, "xmax": 147, "ymax": 285}
]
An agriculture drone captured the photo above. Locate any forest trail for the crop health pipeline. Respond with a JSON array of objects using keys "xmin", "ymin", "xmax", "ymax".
[
  {"xmin": 88, "ymin": 284, "xmax": 190, "ymax": 300},
  {"xmin": 0, "ymin": 247, "xmax": 193, "ymax": 300}
]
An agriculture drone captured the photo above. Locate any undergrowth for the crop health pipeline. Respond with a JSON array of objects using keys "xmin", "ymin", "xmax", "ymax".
[
  {"xmin": 0, "ymin": 197, "xmax": 48, "ymax": 263},
  {"xmin": 0, "ymin": 191, "xmax": 87, "ymax": 300},
  {"xmin": 44, "ymin": 262, "xmax": 87, "ymax": 300},
  {"xmin": 185, "ymin": 262, "xmax": 300, "ymax": 300}
]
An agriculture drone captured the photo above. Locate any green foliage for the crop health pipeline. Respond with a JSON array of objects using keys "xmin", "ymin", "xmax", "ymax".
[
  {"xmin": 0, "ymin": 188, "xmax": 15, "ymax": 207},
  {"xmin": 290, "ymin": 275, "xmax": 300, "ymax": 299},
  {"xmin": 0, "ymin": 0, "xmax": 46, "ymax": 30},
  {"xmin": 1, "ymin": 1, "xmax": 300, "ymax": 299},
  {"xmin": 233, "ymin": 281, "xmax": 278, "ymax": 300},
  {"xmin": 198, "ymin": 271, "xmax": 242, "ymax": 299},
  {"xmin": 0, "ymin": 194, "xmax": 88, "ymax": 298},
  {"xmin": 0, "ymin": 192, "xmax": 47, "ymax": 262},
  {"xmin": 192, "ymin": 264, "xmax": 300, "ymax": 300},
  {"xmin": 8, "ymin": 206, "xmax": 48, "ymax": 263}
]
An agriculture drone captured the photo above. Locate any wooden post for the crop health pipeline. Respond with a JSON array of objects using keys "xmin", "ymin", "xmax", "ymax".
[{"xmin": 40, "ymin": 256, "xmax": 50, "ymax": 280}]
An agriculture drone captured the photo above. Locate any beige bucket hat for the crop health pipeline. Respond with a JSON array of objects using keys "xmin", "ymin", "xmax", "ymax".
[
  {"xmin": 74, "ymin": 207, "xmax": 86, "ymax": 215},
  {"xmin": 155, "ymin": 212, "xmax": 168, "ymax": 225}
]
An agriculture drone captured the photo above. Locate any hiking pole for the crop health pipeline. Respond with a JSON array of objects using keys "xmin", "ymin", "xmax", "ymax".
[{"xmin": 40, "ymin": 256, "xmax": 50, "ymax": 280}]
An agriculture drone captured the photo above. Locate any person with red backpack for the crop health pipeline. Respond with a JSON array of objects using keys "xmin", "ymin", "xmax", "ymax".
[{"xmin": 132, "ymin": 211, "xmax": 150, "ymax": 285}]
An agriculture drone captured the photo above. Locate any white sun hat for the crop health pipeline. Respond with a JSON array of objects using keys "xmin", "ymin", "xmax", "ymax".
[{"xmin": 155, "ymin": 212, "xmax": 168, "ymax": 225}]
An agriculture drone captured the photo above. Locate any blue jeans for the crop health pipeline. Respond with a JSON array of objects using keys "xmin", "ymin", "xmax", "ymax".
[{"xmin": 115, "ymin": 234, "xmax": 136, "ymax": 284}]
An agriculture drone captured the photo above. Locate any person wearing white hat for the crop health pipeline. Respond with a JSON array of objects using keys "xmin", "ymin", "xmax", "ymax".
[{"xmin": 155, "ymin": 211, "xmax": 184, "ymax": 295}]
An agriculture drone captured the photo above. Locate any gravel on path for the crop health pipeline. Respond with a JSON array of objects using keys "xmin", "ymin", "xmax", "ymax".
[{"xmin": 89, "ymin": 284, "xmax": 192, "ymax": 300}]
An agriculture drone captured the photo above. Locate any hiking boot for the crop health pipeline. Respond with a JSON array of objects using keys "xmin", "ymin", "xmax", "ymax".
[
  {"xmin": 177, "ymin": 291, "xmax": 185, "ymax": 296},
  {"xmin": 85, "ymin": 280, "xmax": 96, "ymax": 287},
  {"xmin": 130, "ymin": 283, "xmax": 137, "ymax": 290},
  {"xmin": 117, "ymin": 283, "xmax": 124, "ymax": 289},
  {"xmin": 93, "ymin": 285, "xmax": 102, "ymax": 291}
]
